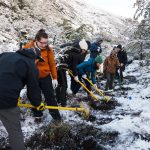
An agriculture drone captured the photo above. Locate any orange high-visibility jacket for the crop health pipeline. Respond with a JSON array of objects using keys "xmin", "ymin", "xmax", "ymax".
[{"xmin": 23, "ymin": 41, "xmax": 57, "ymax": 79}]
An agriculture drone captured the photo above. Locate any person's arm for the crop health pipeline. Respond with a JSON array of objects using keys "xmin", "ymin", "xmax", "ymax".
[
  {"xmin": 47, "ymin": 48, "xmax": 57, "ymax": 80},
  {"xmin": 15, "ymin": 59, "xmax": 42, "ymax": 106},
  {"xmin": 123, "ymin": 51, "xmax": 128, "ymax": 65},
  {"xmin": 77, "ymin": 60, "xmax": 90, "ymax": 75},
  {"xmin": 26, "ymin": 62, "xmax": 42, "ymax": 107},
  {"xmin": 91, "ymin": 71, "xmax": 96, "ymax": 84}
]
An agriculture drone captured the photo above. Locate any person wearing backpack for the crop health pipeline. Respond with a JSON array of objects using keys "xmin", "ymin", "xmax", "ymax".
[
  {"xmin": 90, "ymin": 37, "xmax": 103, "ymax": 58},
  {"xmin": 0, "ymin": 48, "xmax": 44, "ymax": 150},
  {"xmin": 23, "ymin": 29, "xmax": 62, "ymax": 123}
]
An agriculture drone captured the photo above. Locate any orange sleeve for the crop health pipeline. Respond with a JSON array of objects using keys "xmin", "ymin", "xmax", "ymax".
[{"xmin": 48, "ymin": 48, "xmax": 57, "ymax": 80}]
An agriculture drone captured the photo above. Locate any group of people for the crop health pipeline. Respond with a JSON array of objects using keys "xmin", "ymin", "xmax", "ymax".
[
  {"xmin": 104, "ymin": 45, "xmax": 127, "ymax": 91},
  {"xmin": 0, "ymin": 29, "xmax": 127, "ymax": 150},
  {"xmin": 56, "ymin": 37, "xmax": 127, "ymax": 104}
]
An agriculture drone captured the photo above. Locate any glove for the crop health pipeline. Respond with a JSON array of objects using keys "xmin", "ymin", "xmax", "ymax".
[
  {"xmin": 74, "ymin": 76, "xmax": 79, "ymax": 82},
  {"xmin": 120, "ymin": 63, "xmax": 124, "ymax": 67},
  {"xmin": 36, "ymin": 103, "xmax": 45, "ymax": 111},
  {"xmin": 93, "ymin": 84, "xmax": 97, "ymax": 88},
  {"xmin": 82, "ymin": 74, "xmax": 87, "ymax": 79},
  {"xmin": 52, "ymin": 79, "xmax": 58, "ymax": 89}
]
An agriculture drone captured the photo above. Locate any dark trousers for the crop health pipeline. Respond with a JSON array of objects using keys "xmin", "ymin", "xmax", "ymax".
[
  {"xmin": 71, "ymin": 74, "xmax": 91, "ymax": 95},
  {"xmin": 0, "ymin": 107, "xmax": 25, "ymax": 150},
  {"xmin": 116, "ymin": 67, "xmax": 124, "ymax": 82},
  {"xmin": 56, "ymin": 69, "xmax": 67, "ymax": 106},
  {"xmin": 56, "ymin": 86, "xmax": 67, "ymax": 106},
  {"xmin": 32, "ymin": 76, "xmax": 61, "ymax": 120},
  {"xmin": 105, "ymin": 72, "xmax": 115, "ymax": 90}
]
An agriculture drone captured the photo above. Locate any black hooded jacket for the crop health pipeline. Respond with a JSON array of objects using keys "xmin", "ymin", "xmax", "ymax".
[
  {"xmin": 0, "ymin": 49, "xmax": 42, "ymax": 109},
  {"xmin": 117, "ymin": 50, "xmax": 127, "ymax": 70},
  {"xmin": 64, "ymin": 48, "xmax": 87, "ymax": 76}
]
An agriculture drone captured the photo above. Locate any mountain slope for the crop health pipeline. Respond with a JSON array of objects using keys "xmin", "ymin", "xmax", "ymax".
[{"xmin": 0, "ymin": 0, "xmax": 135, "ymax": 52}]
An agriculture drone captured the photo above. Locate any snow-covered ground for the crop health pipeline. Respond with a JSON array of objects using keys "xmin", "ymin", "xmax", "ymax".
[
  {"xmin": 0, "ymin": 56, "xmax": 150, "ymax": 149},
  {"xmin": 99, "ymin": 60, "xmax": 150, "ymax": 149}
]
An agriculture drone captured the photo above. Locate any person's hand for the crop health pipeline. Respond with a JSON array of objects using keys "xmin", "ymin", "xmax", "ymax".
[
  {"xmin": 93, "ymin": 84, "xmax": 97, "ymax": 88},
  {"xmin": 82, "ymin": 74, "xmax": 87, "ymax": 79},
  {"xmin": 74, "ymin": 76, "xmax": 79, "ymax": 82},
  {"xmin": 52, "ymin": 79, "xmax": 58, "ymax": 89},
  {"xmin": 36, "ymin": 103, "xmax": 45, "ymax": 111},
  {"xmin": 120, "ymin": 63, "xmax": 124, "ymax": 67}
]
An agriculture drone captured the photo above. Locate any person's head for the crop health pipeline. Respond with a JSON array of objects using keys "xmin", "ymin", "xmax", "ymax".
[
  {"xmin": 35, "ymin": 29, "xmax": 48, "ymax": 49},
  {"xmin": 110, "ymin": 50, "xmax": 116, "ymax": 58},
  {"xmin": 112, "ymin": 46, "xmax": 118, "ymax": 53},
  {"xmin": 116, "ymin": 44, "xmax": 122, "ymax": 52},
  {"xmin": 96, "ymin": 37, "xmax": 103, "ymax": 45},
  {"xmin": 94, "ymin": 55, "xmax": 103, "ymax": 69},
  {"xmin": 20, "ymin": 48, "xmax": 44, "ymax": 63}
]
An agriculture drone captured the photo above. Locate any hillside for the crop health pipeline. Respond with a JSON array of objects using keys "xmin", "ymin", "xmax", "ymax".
[{"xmin": 0, "ymin": 0, "xmax": 136, "ymax": 52}]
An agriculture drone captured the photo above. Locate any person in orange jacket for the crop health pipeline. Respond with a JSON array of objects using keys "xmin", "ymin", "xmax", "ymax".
[{"xmin": 23, "ymin": 29, "xmax": 61, "ymax": 122}]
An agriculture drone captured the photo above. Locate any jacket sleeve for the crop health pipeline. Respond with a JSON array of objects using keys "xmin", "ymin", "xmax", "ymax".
[
  {"xmin": 26, "ymin": 62, "xmax": 42, "ymax": 107},
  {"xmin": 48, "ymin": 48, "xmax": 57, "ymax": 80},
  {"xmin": 91, "ymin": 71, "xmax": 96, "ymax": 84},
  {"xmin": 123, "ymin": 51, "xmax": 128, "ymax": 65},
  {"xmin": 77, "ymin": 60, "xmax": 90, "ymax": 75}
]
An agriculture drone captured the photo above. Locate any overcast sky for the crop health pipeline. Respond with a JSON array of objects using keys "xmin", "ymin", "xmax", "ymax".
[{"xmin": 86, "ymin": 0, "xmax": 136, "ymax": 18}]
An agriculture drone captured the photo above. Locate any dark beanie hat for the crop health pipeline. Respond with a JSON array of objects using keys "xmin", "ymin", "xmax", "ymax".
[{"xmin": 117, "ymin": 44, "xmax": 122, "ymax": 49}]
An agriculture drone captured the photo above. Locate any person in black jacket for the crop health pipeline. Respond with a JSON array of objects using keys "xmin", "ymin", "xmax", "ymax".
[
  {"xmin": 0, "ymin": 48, "xmax": 44, "ymax": 150},
  {"xmin": 116, "ymin": 44, "xmax": 128, "ymax": 83},
  {"xmin": 62, "ymin": 39, "xmax": 90, "ymax": 94}
]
